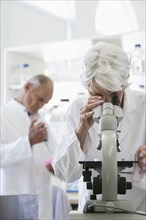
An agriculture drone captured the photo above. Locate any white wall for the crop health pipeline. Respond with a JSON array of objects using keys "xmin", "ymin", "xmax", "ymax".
[
  {"xmin": 1, "ymin": 0, "xmax": 67, "ymax": 105},
  {"xmin": 131, "ymin": 0, "xmax": 145, "ymax": 31},
  {"xmin": 1, "ymin": 1, "xmax": 67, "ymax": 49},
  {"xmin": 1, "ymin": 0, "xmax": 145, "ymax": 105},
  {"xmin": 1, "ymin": 0, "xmax": 145, "ymax": 49},
  {"xmin": 1, "ymin": 1, "xmax": 99, "ymax": 50},
  {"xmin": 71, "ymin": 1, "xmax": 97, "ymax": 39}
]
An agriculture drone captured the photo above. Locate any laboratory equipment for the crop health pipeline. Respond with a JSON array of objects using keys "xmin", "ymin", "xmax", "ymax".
[
  {"xmin": 11, "ymin": 64, "xmax": 22, "ymax": 87},
  {"xmin": 69, "ymin": 96, "xmax": 145, "ymax": 220},
  {"xmin": 21, "ymin": 63, "xmax": 32, "ymax": 85},
  {"xmin": 131, "ymin": 44, "xmax": 144, "ymax": 75}
]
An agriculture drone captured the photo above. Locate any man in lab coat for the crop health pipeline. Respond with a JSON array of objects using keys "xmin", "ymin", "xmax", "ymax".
[
  {"xmin": 0, "ymin": 74, "xmax": 57, "ymax": 220},
  {"xmin": 52, "ymin": 42, "xmax": 146, "ymax": 213}
]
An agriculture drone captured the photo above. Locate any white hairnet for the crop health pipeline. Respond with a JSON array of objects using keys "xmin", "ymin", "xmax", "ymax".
[{"xmin": 81, "ymin": 41, "xmax": 131, "ymax": 91}]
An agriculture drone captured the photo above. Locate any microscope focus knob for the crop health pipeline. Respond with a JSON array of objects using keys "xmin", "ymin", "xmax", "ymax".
[
  {"xmin": 118, "ymin": 177, "xmax": 126, "ymax": 194},
  {"xmin": 87, "ymin": 182, "xmax": 92, "ymax": 190},
  {"xmin": 93, "ymin": 177, "xmax": 102, "ymax": 194},
  {"xmin": 126, "ymin": 182, "xmax": 132, "ymax": 190},
  {"xmin": 117, "ymin": 140, "xmax": 121, "ymax": 152},
  {"xmin": 118, "ymin": 177, "xmax": 132, "ymax": 194},
  {"xmin": 82, "ymin": 170, "xmax": 91, "ymax": 182},
  {"xmin": 90, "ymin": 195, "xmax": 96, "ymax": 200},
  {"xmin": 97, "ymin": 140, "xmax": 102, "ymax": 150}
]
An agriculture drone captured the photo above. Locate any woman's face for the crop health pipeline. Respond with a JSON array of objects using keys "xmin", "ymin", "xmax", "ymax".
[{"xmin": 88, "ymin": 80, "xmax": 124, "ymax": 107}]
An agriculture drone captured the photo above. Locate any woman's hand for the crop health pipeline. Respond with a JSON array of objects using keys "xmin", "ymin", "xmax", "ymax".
[
  {"xmin": 45, "ymin": 160, "xmax": 54, "ymax": 175},
  {"xmin": 136, "ymin": 146, "xmax": 146, "ymax": 174},
  {"xmin": 75, "ymin": 95, "xmax": 103, "ymax": 148}
]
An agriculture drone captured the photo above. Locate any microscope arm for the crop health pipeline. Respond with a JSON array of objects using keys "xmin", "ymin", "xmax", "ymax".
[
  {"xmin": 94, "ymin": 102, "xmax": 120, "ymax": 201},
  {"xmin": 102, "ymin": 130, "xmax": 117, "ymax": 200}
]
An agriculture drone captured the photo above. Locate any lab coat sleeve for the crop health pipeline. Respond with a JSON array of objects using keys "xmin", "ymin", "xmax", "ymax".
[
  {"xmin": 132, "ymin": 161, "xmax": 146, "ymax": 190},
  {"xmin": 52, "ymin": 131, "xmax": 86, "ymax": 182},
  {"xmin": 45, "ymin": 125, "xmax": 58, "ymax": 156},
  {"xmin": 52, "ymin": 98, "xmax": 92, "ymax": 183},
  {"xmin": 132, "ymin": 93, "xmax": 146, "ymax": 191},
  {"xmin": 0, "ymin": 136, "xmax": 33, "ymax": 167}
]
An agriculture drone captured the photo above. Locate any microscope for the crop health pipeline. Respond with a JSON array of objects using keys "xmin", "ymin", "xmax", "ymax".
[{"xmin": 69, "ymin": 96, "xmax": 145, "ymax": 220}]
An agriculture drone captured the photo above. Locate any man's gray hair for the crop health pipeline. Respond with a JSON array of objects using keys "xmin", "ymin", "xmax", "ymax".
[
  {"xmin": 81, "ymin": 41, "xmax": 131, "ymax": 91},
  {"xmin": 26, "ymin": 74, "xmax": 53, "ymax": 89}
]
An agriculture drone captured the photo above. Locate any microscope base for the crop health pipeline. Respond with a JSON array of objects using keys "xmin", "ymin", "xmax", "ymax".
[
  {"xmin": 83, "ymin": 199, "xmax": 134, "ymax": 213},
  {"xmin": 69, "ymin": 211, "xmax": 145, "ymax": 220}
]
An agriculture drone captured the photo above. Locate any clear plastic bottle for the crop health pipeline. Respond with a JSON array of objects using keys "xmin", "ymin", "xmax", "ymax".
[
  {"xmin": 131, "ymin": 44, "xmax": 144, "ymax": 75},
  {"xmin": 21, "ymin": 64, "xmax": 32, "ymax": 85},
  {"xmin": 11, "ymin": 64, "xmax": 22, "ymax": 87},
  {"xmin": 59, "ymin": 99, "xmax": 69, "ymax": 121}
]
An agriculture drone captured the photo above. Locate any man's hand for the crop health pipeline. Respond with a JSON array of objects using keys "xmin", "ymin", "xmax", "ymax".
[{"xmin": 29, "ymin": 119, "xmax": 48, "ymax": 146}]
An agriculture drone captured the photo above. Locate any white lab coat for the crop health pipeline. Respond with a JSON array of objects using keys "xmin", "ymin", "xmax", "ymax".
[
  {"xmin": 51, "ymin": 184, "xmax": 72, "ymax": 220},
  {"xmin": 0, "ymin": 99, "xmax": 57, "ymax": 220},
  {"xmin": 53, "ymin": 88, "xmax": 146, "ymax": 212}
]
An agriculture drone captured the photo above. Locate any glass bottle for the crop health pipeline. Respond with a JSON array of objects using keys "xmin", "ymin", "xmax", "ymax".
[{"xmin": 131, "ymin": 44, "xmax": 144, "ymax": 75}]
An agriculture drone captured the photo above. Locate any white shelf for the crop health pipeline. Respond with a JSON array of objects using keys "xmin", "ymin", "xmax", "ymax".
[
  {"xmin": 5, "ymin": 38, "xmax": 91, "ymax": 62},
  {"xmin": 9, "ymin": 85, "xmax": 23, "ymax": 90}
]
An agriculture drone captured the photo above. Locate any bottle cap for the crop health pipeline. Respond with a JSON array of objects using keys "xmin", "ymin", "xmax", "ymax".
[
  {"xmin": 135, "ymin": 44, "xmax": 141, "ymax": 48},
  {"xmin": 23, "ymin": 64, "xmax": 29, "ymax": 68}
]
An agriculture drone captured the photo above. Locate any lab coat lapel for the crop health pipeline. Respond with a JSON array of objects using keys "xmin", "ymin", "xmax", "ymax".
[
  {"xmin": 10, "ymin": 99, "xmax": 30, "ymax": 134},
  {"xmin": 118, "ymin": 88, "xmax": 137, "ymax": 144}
]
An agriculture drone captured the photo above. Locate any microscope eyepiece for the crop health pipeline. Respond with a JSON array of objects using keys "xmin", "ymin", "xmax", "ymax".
[{"xmin": 112, "ymin": 95, "xmax": 120, "ymax": 106}]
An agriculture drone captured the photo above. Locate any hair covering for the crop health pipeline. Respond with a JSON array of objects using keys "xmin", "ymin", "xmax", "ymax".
[{"xmin": 81, "ymin": 41, "xmax": 131, "ymax": 91}]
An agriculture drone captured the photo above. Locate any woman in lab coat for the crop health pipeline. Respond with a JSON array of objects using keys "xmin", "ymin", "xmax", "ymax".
[
  {"xmin": 0, "ymin": 74, "xmax": 57, "ymax": 220},
  {"xmin": 52, "ymin": 42, "xmax": 146, "ymax": 212}
]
